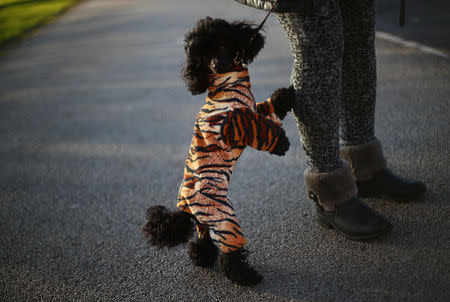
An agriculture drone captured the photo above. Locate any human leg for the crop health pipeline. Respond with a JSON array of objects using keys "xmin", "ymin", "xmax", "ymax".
[
  {"xmin": 339, "ymin": 0, "xmax": 377, "ymax": 146},
  {"xmin": 338, "ymin": 0, "xmax": 426, "ymax": 199},
  {"xmin": 276, "ymin": 1, "xmax": 391, "ymax": 239},
  {"xmin": 276, "ymin": 1, "xmax": 343, "ymax": 174}
]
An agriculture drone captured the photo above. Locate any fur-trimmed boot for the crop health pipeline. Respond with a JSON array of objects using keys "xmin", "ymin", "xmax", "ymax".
[
  {"xmin": 305, "ymin": 161, "xmax": 392, "ymax": 240},
  {"xmin": 340, "ymin": 138, "xmax": 426, "ymax": 200}
]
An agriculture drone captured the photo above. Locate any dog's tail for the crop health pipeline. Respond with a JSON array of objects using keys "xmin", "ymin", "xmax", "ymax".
[{"xmin": 142, "ymin": 205, "xmax": 194, "ymax": 248}]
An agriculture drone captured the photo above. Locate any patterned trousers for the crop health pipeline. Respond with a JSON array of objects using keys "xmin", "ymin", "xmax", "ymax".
[{"xmin": 276, "ymin": 0, "xmax": 377, "ymax": 173}]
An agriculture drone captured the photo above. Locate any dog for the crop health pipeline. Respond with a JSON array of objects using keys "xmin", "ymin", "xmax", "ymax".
[{"xmin": 142, "ymin": 17, "xmax": 295, "ymax": 286}]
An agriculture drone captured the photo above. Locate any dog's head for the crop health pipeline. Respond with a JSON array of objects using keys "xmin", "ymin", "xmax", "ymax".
[{"xmin": 182, "ymin": 17, "xmax": 265, "ymax": 95}]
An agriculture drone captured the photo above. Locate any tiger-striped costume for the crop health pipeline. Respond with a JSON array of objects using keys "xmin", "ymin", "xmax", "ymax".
[{"xmin": 176, "ymin": 67, "xmax": 284, "ymax": 253}]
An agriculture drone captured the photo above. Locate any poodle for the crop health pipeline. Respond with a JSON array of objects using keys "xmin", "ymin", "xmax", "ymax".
[{"xmin": 142, "ymin": 17, "xmax": 295, "ymax": 286}]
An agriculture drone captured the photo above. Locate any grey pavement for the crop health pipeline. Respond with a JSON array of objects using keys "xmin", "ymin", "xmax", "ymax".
[
  {"xmin": 376, "ymin": 0, "xmax": 450, "ymax": 54},
  {"xmin": 0, "ymin": 0, "xmax": 449, "ymax": 301}
]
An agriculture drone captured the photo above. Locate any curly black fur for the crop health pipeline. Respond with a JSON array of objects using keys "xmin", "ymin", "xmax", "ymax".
[
  {"xmin": 271, "ymin": 86, "xmax": 296, "ymax": 120},
  {"xmin": 188, "ymin": 237, "xmax": 218, "ymax": 267},
  {"xmin": 142, "ymin": 206, "xmax": 194, "ymax": 248},
  {"xmin": 182, "ymin": 17, "xmax": 265, "ymax": 95},
  {"xmin": 269, "ymin": 128, "xmax": 290, "ymax": 156},
  {"xmin": 219, "ymin": 249, "xmax": 263, "ymax": 286}
]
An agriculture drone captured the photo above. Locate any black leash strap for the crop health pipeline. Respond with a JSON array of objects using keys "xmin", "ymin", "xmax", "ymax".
[
  {"xmin": 238, "ymin": 0, "xmax": 280, "ymax": 66},
  {"xmin": 256, "ymin": 0, "xmax": 280, "ymax": 33},
  {"xmin": 248, "ymin": 0, "xmax": 280, "ymax": 47}
]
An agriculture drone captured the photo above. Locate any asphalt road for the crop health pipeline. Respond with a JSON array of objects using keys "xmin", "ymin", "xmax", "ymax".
[
  {"xmin": 376, "ymin": 0, "xmax": 450, "ymax": 54},
  {"xmin": 0, "ymin": 0, "xmax": 449, "ymax": 301}
]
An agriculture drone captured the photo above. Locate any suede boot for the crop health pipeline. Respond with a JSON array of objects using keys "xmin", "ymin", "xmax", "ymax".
[
  {"xmin": 340, "ymin": 138, "xmax": 426, "ymax": 200},
  {"xmin": 305, "ymin": 161, "xmax": 392, "ymax": 240}
]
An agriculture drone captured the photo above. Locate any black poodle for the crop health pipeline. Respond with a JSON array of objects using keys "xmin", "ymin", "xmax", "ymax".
[{"xmin": 143, "ymin": 17, "xmax": 295, "ymax": 286}]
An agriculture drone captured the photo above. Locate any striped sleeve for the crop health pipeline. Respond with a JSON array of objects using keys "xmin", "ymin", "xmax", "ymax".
[
  {"xmin": 256, "ymin": 98, "xmax": 275, "ymax": 116},
  {"xmin": 220, "ymin": 107, "xmax": 282, "ymax": 152}
]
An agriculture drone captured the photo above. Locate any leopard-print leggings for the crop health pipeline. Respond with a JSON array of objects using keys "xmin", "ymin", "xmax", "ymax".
[{"xmin": 276, "ymin": 0, "xmax": 376, "ymax": 173}]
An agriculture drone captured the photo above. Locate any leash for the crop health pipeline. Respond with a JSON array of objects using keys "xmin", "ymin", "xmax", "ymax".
[
  {"xmin": 252, "ymin": 0, "xmax": 280, "ymax": 38},
  {"xmin": 237, "ymin": 0, "xmax": 280, "ymax": 67}
]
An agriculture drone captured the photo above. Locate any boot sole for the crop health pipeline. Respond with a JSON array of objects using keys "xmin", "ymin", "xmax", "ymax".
[{"xmin": 317, "ymin": 214, "xmax": 392, "ymax": 241}]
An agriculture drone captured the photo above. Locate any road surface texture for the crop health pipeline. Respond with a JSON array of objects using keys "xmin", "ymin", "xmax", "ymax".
[
  {"xmin": 376, "ymin": 0, "xmax": 450, "ymax": 54},
  {"xmin": 1, "ymin": 0, "xmax": 449, "ymax": 301}
]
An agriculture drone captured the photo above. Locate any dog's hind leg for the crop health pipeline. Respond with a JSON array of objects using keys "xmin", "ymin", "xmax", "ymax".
[
  {"xmin": 142, "ymin": 205, "xmax": 194, "ymax": 248},
  {"xmin": 188, "ymin": 224, "xmax": 218, "ymax": 267}
]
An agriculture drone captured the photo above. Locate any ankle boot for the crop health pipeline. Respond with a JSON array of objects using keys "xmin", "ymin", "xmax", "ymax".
[
  {"xmin": 340, "ymin": 138, "xmax": 426, "ymax": 200},
  {"xmin": 305, "ymin": 161, "xmax": 392, "ymax": 240}
]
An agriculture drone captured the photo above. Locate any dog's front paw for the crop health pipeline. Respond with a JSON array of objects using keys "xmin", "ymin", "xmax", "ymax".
[
  {"xmin": 219, "ymin": 249, "xmax": 263, "ymax": 286},
  {"xmin": 271, "ymin": 85, "xmax": 296, "ymax": 120},
  {"xmin": 270, "ymin": 128, "xmax": 290, "ymax": 156}
]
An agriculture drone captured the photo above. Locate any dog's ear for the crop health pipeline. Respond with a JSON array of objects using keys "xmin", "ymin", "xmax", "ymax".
[
  {"xmin": 182, "ymin": 54, "xmax": 210, "ymax": 95},
  {"xmin": 181, "ymin": 18, "xmax": 215, "ymax": 95},
  {"xmin": 231, "ymin": 21, "xmax": 265, "ymax": 64},
  {"xmin": 244, "ymin": 30, "xmax": 265, "ymax": 64}
]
